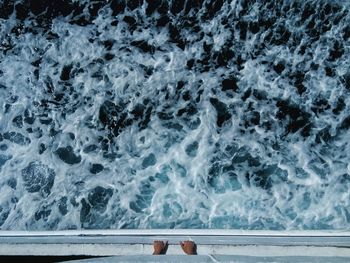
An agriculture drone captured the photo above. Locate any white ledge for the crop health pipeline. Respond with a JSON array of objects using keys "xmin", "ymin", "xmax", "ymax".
[
  {"xmin": 1, "ymin": 229, "xmax": 350, "ymax": 237},
  {"xmin": 0, "ymin": 229, "xmax": 349, "ymax": 256}
]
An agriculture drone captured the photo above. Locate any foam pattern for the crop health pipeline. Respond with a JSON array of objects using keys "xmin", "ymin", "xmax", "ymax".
[{"xmin": 0, "ymin": 0, "xmax": 350, "ymax": 230}]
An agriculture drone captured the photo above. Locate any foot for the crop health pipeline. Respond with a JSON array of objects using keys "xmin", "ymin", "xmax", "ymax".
[
  {"xmin": 180, "ymin": 240, "xmax": 197, "ymax": 255},
  {"xmin": 153, "ymin": 240, "xmax": 168, "ymax": 255}
]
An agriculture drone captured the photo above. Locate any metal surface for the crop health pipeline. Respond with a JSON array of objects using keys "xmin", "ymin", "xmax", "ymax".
[
  {"xmin": 0, "ymin": 230, "xmax": 349, "ymax": 257},
  {"xmin": 62, "ymin": 255, "xmax": 350, "ymax": 263},
  {"xmin": 1, "ymin": 229, "xmax": 350, "ymax": 236}
]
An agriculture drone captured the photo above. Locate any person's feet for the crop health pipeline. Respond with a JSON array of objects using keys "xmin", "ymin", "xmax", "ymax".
[
  {"xmin": 153, "ymin": 240, "xmax": 168, "ymax": 255},
  {"xmin": 153, "ymin": 240, "xmax": 197, "ymax": 255},
  {"xmin": 180, "ymin": 240, "xmax": 197, "ymax": 255}
]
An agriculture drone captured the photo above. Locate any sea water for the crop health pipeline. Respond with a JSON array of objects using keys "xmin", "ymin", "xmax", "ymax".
[{"xmin": 0, "ymin": 0, "xmax": 349, "ymax": 230}]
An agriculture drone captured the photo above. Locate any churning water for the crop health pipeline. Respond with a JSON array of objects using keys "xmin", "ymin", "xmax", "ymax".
[{"xmin": 0, "ymin": 0, "xmax": 350, "ymax": 230}]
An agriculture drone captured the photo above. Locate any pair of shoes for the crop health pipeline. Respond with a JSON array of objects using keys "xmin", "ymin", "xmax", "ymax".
[{"xmin": 153, "ymin": 240, "xmax": 197, "ymax": 255}]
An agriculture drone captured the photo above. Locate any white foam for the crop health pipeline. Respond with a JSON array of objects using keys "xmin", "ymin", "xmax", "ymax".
[{"xmin": 0, "ymin": 0, "xmax": 349, "ymax": 230}]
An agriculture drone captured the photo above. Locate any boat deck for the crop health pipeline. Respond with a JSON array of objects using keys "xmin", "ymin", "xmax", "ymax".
[{"xmin": 0, "ymin": 230, "xmax": 349, "ymax": 262}]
